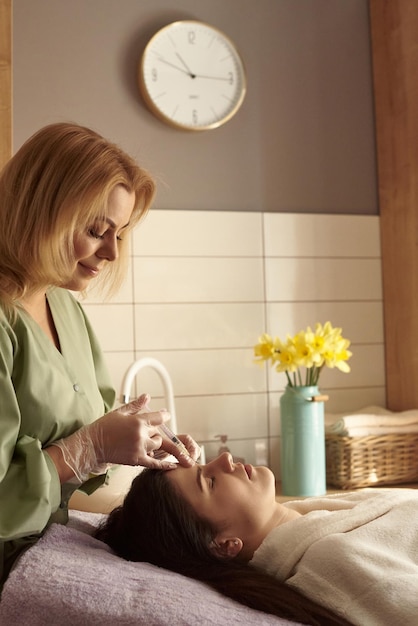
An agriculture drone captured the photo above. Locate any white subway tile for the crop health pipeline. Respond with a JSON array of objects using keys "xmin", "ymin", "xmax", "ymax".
[
  {"xmin": 103, "ymin": 351, "xmax": 135, "ymax": 401},
  {"xmin": 134, "ymin": 303, "xmax": 266, "ymax": 350},
  {"xmin": 133, "ymin": 257, "xmax": 264, "ymax": 302},
  {"xmin": 82, "ymin": 303, "xmax": 134, "ymax": 352},
  {"xmin": 264, "ymin": 214, "xmax": 381, "ymax": 258},
  {"xmin": 265, "ymin": 301, "xmax": 384, "ymax": 343},
  {"xmin": 133, "ymin": 210, "xmax": 263, "ymax": 257},
  {"xmin": 323, "ymin": 386, "xmax": 387, "ymax": 414},
  {"xmin": 265, "ymin": 258, "xmax": 382, "ymax": 301},
  {"xmin": 267, "ymin": 392, "xmax": 281, "ymax": 437},
  {"xmin": 174, "ymin": 393, "xmax": 269, "ymax": 440},
  {"xmin": 203, "ymin": 438, "xmax": 269, "ymax": 466},
  {"xmin": 129, "ymin": 349, "xmax": 267, "ymax": 397},
  {"xmin": 269, "ymin": 436, "xmax": 281, "ymax": 479}
]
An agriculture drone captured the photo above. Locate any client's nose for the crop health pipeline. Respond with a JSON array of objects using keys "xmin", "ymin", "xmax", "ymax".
[
  {"xmin": 218, "ymin": 451, "xmax": 234, "ymax": 472},
  {"xmin": 205, "ymin": 451, "xmax": 234, "ymax": 473}
]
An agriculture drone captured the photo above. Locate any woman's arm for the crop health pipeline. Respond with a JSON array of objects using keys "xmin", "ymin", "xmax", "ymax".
[{"xmin": 43, "ymin": 445, "xmax": 76, "ymax": 483}]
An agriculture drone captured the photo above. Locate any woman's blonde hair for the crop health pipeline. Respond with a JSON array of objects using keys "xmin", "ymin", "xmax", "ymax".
[{"xmin": 0, "ymin": 122, "xmax": 155, "ymax": 316}]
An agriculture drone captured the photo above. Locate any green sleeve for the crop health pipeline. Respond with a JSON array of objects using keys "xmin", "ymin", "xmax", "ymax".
[
  {"xmin": 0, "ymin": 288, "xmax": 116, "ymax": 543},
  {"xmin": 0, "ymin": 322, "xmax": 61, "ymax": 542}
]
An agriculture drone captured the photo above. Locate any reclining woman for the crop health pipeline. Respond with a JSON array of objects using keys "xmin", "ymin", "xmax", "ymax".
[{"xmin": 96, "ymin": 451, "xmax": 418, "ymax": 625}]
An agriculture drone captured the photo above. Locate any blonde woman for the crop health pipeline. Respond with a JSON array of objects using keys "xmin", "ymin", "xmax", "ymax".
[{"xmin": 0, "ymin": 123, "xmax": 199, "ymax": 588}]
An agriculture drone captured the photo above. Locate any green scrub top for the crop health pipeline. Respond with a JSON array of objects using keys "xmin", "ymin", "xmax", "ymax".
[{"xmin": 0, "ymin": 287, "xmax": 116, "ymax": 585}]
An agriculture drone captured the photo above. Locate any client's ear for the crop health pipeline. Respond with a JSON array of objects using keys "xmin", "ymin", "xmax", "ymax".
[{"xmin": 209, "ymin": 537, "xmax": 243, "ymax": 559}]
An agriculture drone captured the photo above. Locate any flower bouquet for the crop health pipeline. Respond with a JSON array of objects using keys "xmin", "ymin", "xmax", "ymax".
[
  {"xmin": 254, "ymin": 322, "xmax": 352, "ymax": 496},
  {"xmin": 254, "ymin": 321, "xmax": 352, "ymax": 387}
]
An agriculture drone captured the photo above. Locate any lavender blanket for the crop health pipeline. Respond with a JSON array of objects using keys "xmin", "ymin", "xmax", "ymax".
[{"xmin": 0, "ymin": 511, "xmax": 299, "ymax": 625}]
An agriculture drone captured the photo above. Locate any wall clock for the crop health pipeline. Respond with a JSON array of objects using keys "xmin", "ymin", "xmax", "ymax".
[{"xmin": 138, "ymin": 20, "xmax": 247, "ymax": 131}]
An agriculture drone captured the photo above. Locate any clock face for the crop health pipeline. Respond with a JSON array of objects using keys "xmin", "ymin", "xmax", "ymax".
[{"xmin": 138, "ymin": 21, "xmax": 247, "ymax": 131}]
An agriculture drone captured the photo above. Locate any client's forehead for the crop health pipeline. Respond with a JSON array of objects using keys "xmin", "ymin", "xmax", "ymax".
[{"xmin": 166, "ymin": 464, "xmax": 202, "ymax": 499}]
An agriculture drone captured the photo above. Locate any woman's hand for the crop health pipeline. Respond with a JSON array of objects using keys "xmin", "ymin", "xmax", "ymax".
[
  {"xmin": 90, "ymin": 394, "xmax": 171, "ymax": 468},
  {"xmin": 156, "ymin": 432, "xmax": 201, "ymax": 467},
  {"xmin": 105, "ymin": 395, "xmax": 198, "ymax": 468},
  {"xmin": 46, "ymin": 394, "xmax": 198, "ymax": 483}
]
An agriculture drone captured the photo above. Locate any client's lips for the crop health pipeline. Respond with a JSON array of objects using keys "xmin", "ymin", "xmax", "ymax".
[{"xmin": 244, "ymin": 464, "xmax": 253, "ymax": 479}]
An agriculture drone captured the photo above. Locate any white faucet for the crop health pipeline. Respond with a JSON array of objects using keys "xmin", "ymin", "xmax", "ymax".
[{"xmin": 121, "ymin": 357, "xmax": 178, "ymax": 433}]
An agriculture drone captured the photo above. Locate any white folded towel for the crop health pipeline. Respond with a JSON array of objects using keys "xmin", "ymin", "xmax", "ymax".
[
  {"xmin": 325, "ymin": 405, "xmax": 418, "ymax": 436},
  {"xmin": 328, "ymin": 425, "xmax": 418, "ymax": 437}
]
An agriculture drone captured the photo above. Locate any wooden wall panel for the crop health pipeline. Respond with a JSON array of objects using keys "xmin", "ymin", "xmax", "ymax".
[
  {"xmin": 0, "ymin": 0, "xmax": 11, "ymax": 169},
  {"xmin": 369, "ymin": 0, "xmax": 418, "ymax": 409}
]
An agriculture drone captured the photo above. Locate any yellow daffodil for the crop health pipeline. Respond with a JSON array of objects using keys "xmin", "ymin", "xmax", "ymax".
[
  {"xmin": 254, "ymin": 334, "xmax": 275, "ymax": 364},
  {"xmin": 253, "ymin": 321, "xmax": 352, "ymax": 387},
  {"xmin": 273, "ymin": 339, "xmax": 298, "ymax": 373}
]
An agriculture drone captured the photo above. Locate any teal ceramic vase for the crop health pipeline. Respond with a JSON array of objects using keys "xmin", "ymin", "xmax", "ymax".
[{"xmin": 280, "ymin": 385, "xmax": 326, "ymax": 496}]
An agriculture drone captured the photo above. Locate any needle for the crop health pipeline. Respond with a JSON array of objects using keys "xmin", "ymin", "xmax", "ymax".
[{"xmin": 158, "ymin": 423, "xmax": 192, "ymax": 458}]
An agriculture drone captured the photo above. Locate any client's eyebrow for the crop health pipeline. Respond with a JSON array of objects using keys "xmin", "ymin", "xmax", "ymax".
[{"xmin": 196, "ymin": 466, "xmax": 203, "ymax": 492}]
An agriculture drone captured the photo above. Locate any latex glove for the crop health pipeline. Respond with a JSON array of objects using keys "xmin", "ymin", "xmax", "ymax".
[
  {"xmin": 140, "ymin": 396, "xmax": 201, "ymax": 465},
  {"xmin": 156, "ymin": 432, "xmax": 201, "ymax": 464},
  {"xmin": 51, "ymin": 394, "xmax": 186, "ymax": 483}
]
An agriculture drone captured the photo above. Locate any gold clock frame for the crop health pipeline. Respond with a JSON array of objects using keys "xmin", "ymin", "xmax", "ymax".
[{"xmin": 138, "ymin": 20, "xmax": 247, "ymax": 132}]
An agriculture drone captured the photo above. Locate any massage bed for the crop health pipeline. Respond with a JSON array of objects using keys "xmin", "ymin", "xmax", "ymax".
[{"xmin": 0, "ymin": 510, "xmax": 300, "ymax": 625}]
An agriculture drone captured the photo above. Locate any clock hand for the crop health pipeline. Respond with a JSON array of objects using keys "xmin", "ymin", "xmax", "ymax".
[
  {"xmin": 175, "ymin": 52, "xmax": 196, "ymax": 79},
  {"xmin": 194, "ymin": 74, "xmax": 232, "ymax": 81},
  {"xmin": 157, "ymin": 56, "xmax": 191, "ymax": 77}
]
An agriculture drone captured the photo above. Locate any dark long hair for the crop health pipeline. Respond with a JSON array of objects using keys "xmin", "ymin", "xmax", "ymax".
[{"xmin": 96, "ymin": 469, "xmax": 351, "ymax": 626}]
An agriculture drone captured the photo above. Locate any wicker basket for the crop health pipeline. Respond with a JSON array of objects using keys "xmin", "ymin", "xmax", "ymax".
[{"xmin": 325, "ymin": 433, "xmax": 418, "ymax": 489}]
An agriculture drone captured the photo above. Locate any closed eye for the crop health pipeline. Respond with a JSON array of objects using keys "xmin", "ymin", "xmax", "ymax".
[
  {"xmin": 88, "ymin": 228, "xmax": 123, "ymax": 242},
  {"xmin": 197, "ymin": 467, "xmax": 215, "ymax": 492},
  {"xmin": 88, "ymin": 228, "xmax": 104, "ymax": 240}
]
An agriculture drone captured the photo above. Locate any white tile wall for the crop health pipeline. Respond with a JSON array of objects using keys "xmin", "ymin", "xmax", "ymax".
[
  {"xmin": 133, "ymin": 257, "xmax": 265, "ymax": 302},
  {"xmin": 82, "ymin": 211, "xmax": 385, "ymax": 478}
]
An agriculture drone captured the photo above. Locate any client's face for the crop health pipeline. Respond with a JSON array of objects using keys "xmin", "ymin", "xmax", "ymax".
[{"xmin": 166, "ymin": 452, "xmax": 282, "ymax": 556}]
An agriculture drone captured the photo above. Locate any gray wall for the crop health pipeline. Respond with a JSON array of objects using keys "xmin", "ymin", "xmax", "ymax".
[{"xmin": 13, "ymin": 0, "xmax": 377, "ymax": 214}]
